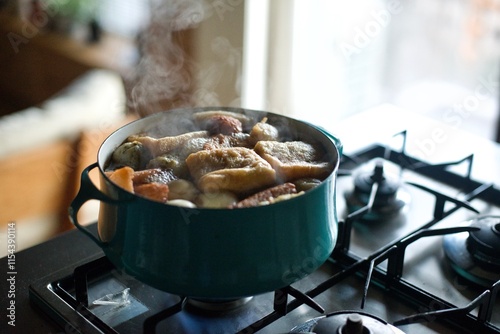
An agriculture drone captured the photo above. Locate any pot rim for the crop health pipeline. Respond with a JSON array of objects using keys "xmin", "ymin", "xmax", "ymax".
[{"xmin": 96, "ymin": 106, "xmax": 341, "ymax": 209}]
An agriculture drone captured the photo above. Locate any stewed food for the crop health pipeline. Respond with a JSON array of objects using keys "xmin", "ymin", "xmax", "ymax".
[{"xmin": 105, "ymin": 110, "xmax": 333, "ymax": 208}]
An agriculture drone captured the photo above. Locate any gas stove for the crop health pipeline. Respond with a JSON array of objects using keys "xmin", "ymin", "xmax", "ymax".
[{"xmin": 4, "ymin": 105, "xmax": 500, "ymax": 334}]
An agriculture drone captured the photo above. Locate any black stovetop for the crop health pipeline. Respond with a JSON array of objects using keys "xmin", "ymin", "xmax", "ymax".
[{"xmin": 3, "ymin": 106, "xmax": 500, "ymax": 334}]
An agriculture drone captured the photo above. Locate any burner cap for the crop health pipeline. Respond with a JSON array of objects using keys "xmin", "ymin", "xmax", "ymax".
[
  {"xmin": 467, "ymin": 216, "xmax": 500, "ymax": 269},
  {"xmin": 290, "ymin": 311, "xmax": 405, "ymax": 334},
  {"xmin": 443, "ymin": 216, "xmax": 500, "ymax": 287},
  {"xmin": 354, "ymin": 161, "xmax": 399, "ymax": 199},
  {"xmin": 345, "ymin": 160, "xmax": 409, "ymax": 220},
  {"xmin": 186, "ymin": 297, "xmax": 252, "ymax": 313}
]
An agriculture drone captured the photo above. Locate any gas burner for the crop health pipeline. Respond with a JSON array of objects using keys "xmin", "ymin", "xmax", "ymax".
[
  {"xmin": 345, "ymin": 159, "xmax": 410, "ymax": 221},
  {"xmin": 186, "ymin": 297, "xmax": 253, "ymax": 312},
  {"xmin": 290, "ymin": 311, "xmax": 405, "ymax": 334},
  {"xmin": 443, "ymin": 215, "xmax": 500, "ymax": 288}
]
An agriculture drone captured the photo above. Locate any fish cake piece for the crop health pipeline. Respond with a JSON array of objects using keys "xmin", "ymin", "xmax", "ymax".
[
  {"xmin": 254, "ymin": 141, "xmax": 332, "ymax": 182},
  {"xmin": 249, "ymin": 117, "xmax": 280, "ymax": 144},
  {"xmin": 167, "ymin": 179, "xmax": 199, "ymax": 202},
  {"xmin": 203, "ymin": 133, "xmax": 252, "ymax": 150},
  {"xmin": 142, "ymin": 133, "xmax": 210, "ymax": 178},
  {"xmin": 186, "ymin": 147, "xmax": 276, "ymax": 194},
  {"xmin": 195, "ymin": 191, "xmax": 238, "ymax": 208},
  {"xmin": 128, "ymin": 130, "xmax": 209, "ymax": 156}
]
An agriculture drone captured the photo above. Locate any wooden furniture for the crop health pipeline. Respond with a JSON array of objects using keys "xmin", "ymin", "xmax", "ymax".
[
  {"xmin": 0, "ymin": 12, "xmax": 136, "ymax": 246},
  {"xmin": 0, "ymin": 9, "xmax": 198, "ymax": 248},
  {"xmin": 0, "ymin": 12, "xmax": 136, "ymax": 116}
]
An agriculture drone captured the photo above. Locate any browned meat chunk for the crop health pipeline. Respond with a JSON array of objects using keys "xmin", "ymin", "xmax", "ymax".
[
  {"xmin": 193, "ymin": 110, "xmax": 251, "ymax": 128},
  {"xmin": 254, "ymin": 141, "xmax": 332, "ymax": 182},
  {"xmin": 231, "ymin": 183, "xmax": 297, "ymax": 208},
  {"xmin": 134, "ymin": 183, "xmax": 169, "ymax": 203},
  {"xmin": 186, "ymin": 147, "xmax": 276, "ymax": 194},
  {"xmin": 202, "ymin": 115, "xmax": 243, "ymax": 135},
  {"xmin": 132, "ymin": 168, "xmax": 176, "ymax": 185}
]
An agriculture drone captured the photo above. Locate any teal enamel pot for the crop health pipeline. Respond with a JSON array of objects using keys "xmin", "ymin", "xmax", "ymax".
[{"xmin": 69, "ymin": 107, "xmax": 342, "ymax": 299}]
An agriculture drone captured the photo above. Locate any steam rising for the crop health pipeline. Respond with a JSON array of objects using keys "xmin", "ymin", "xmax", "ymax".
[
  {"xmin": 128, "ymin": 0, "xmax": 206, "ymax": 116},
  {"xmin": 127, "ymin": 0, "xmax": 245, "ymax": 117},
  {"xmin": 193, "ymin": 36, "xmax": 243, "ymax": 107}
]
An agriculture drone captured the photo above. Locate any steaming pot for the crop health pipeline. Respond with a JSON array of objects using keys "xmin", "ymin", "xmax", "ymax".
[{"xmin": 69, "ymin": 107, "xmax": 342, "ymax": 299}]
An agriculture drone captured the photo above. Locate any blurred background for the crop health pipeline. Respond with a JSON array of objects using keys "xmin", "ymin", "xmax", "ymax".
[{"xmin": 1, "ymin": 0, "xmax": 499, "ymax": 255}]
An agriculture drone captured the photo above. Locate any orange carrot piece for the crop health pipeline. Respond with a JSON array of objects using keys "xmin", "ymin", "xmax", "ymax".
[{"xmin": 106, "ymin": 166, "xmax": 134, "ymax": 192}]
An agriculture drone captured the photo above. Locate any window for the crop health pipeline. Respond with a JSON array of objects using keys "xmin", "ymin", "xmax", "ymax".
[
  {"xmin": 97, "ymin": 0, "xmax": 150, "ymax": 38},
  {"xmin": 244, "ymin": 0, "xmax": 500, "ymax": 139}
]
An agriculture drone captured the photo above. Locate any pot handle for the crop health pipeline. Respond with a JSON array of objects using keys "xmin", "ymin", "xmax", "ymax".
[{"xmin": 68, "ymin": 162, "xmax": 121, "ymax": 248}]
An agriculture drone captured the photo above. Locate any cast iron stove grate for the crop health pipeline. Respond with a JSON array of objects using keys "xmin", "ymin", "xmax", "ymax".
[{"xmin": 29, "ymin": 131, "xmax": 500, "ymax": 333}]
